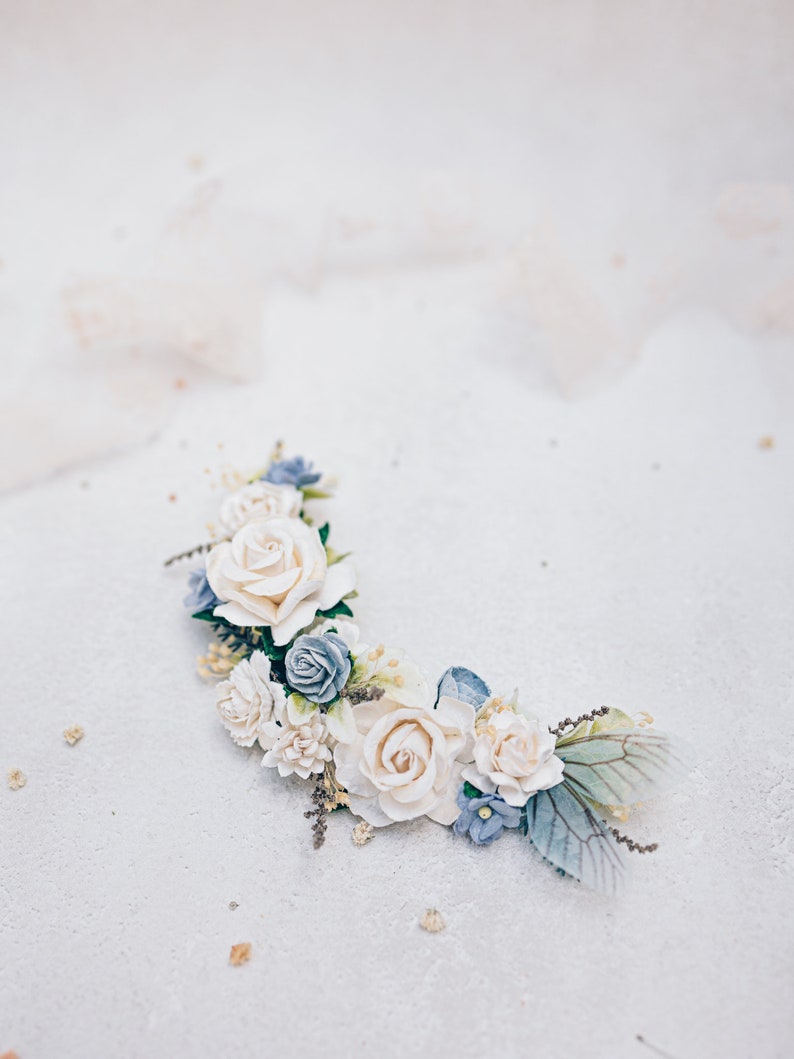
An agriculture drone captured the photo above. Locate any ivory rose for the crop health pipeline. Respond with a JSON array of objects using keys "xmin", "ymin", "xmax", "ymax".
[
  {"xmin": 206, "ymin": 517, "xmax": 355, "ymax": 645},
  {"xmin": 218, "ymin": 481, "xmax": 302, "ymax": 535},
  {"xmin": 462, "ymin": 708, "xmax": 564, "ymax": 807},
  {"xmin": 334, "ymin": 695, "xmax": 475, "ymax": 827}
]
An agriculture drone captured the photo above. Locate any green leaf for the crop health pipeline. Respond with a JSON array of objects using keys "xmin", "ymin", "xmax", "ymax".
[
  {"xmin": 315, "ymin": 600, "xmax": 354, "ymax": 621},
  {"xmin": 557, "ymin": 728, "xmax": 686, "ymax": 807},
  {"xmin": 301, "ymin": 487, "xmax": 334, "ymax": 500},
  {"xmin": 257, "ymin": 626, "xmax": 288, "ymax": 662},
  {"xmin": 526, "ymin": 782, "xmax": 627, "ymax": 894},
  {"xmin": 325, "ymin": 547, "xmax": 351, "ymax": 566},
  {"xmin": 318, "ymin": 522, "xmax": 330, "ymax": 546},
  {"xmin": 462, "ymin": 781, "xmax": 483, "ymax": 799},
  {"xmin": 191, "ymin": 609, "xmax": 219, "ymax": 623}
]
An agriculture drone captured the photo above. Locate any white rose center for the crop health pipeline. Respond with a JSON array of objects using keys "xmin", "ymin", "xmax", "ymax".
[{"xmin": 371, "ymin": 719, "xmax": 435, "ymax": 787}]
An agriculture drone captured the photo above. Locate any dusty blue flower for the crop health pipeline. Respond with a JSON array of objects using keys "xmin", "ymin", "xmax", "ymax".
[
  {"xmin": 437, "ymin": 666, "xmax": 491, "ymax": 708},
  {"xmin": 453, "ymin": 787, "xmax": 522, "ymax": 845},
  {"xmin": 262, "ymin": 456, "xmax": 321, "ymax": 488},
  {"xmin": 285, "ymin": 632, "xmax": 351, "ymax": 705},
  {"xmin": 184, "ymin": 567, "xmax": 221, "ymax": 613}
]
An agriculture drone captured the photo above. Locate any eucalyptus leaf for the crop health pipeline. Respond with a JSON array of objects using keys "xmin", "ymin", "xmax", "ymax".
[
  {"xmin": 526, "ymin": 782, "xmax": 626, "ymax": 895},
  {"xmin": 558, "ymin": 728, "xmax": 687, "ymax": 807}
]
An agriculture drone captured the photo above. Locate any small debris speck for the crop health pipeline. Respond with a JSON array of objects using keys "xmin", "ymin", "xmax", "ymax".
[
  {"xmin": 352, "ymin": 820, "xmax": 374, "ymax": 846},
  {"xmin": 174, "ymin": 377, "xmax": 187, "ymax": 390},
  {"xmin": 420, "ymin": 908, "xmax": 445, "ymax": 933},
  {"xmin": 63, "ymin": 724, "xmax": 85, "ymax": 745},
  {"xmin": 759, "ymin": 435, "xmax": 775, "ymax": 450},
  {"xmin": 168, "ymin": 493, "xmax": 177, "ymax": 503},
  {"xmin": 229, "ymin": 942, "xmax": 252, "ymax": 966},
  {"xmin": 228, "ymin": 901, "xmax": 239, "ymax": 911},
  {"xmin": 1, "ymin": 1049, "xmax": 21, "ymax": 1059},
  {"xmin": 7, "ymin": 768, "xmax": 26, "ymax": 791}
]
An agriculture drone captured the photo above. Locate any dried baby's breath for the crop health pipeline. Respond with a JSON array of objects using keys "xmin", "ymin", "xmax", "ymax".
[
  {"xmin": 229, "ymin": 942, "xmax": 252, "ymax": 966},
  {"xmin": 7, "ymin": 769, "xmax": 26, "ymax": 791},
  {"xmin": 64, "ymin": 725, "xmax": 85, "ymax": 745},
  {"xmin": 352, "ymin": 821, "xmax": 374, "ymax": 846},
  {"xmin": 420, "ymin": 908, "xmax": 445, "ymax": 933}
]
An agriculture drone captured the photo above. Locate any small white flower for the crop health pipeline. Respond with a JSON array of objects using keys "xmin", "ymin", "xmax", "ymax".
[
  {"xmin": 215, "ymin": 652, "xmax": 286, "ymax": 747},
  {"xmin": 261, "ymin": 717, "xmax": 332, "ymax": 779},
  {"xmin": 311, "ymin": 618, "xmax": 361, "ymax": 652},
  {"xmin": 462, "ymin": 708, "xmax": 564, "ymax": 807},
  {"xmin": 218, "ymin": 481, "xmax": 302, "ymax": 535},
  {"xmin": 283, "ymin": 692, "xmax": 357, "ymax": 745}
]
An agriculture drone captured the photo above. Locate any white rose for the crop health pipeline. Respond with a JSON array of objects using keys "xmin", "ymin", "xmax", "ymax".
[
  {"xmin": 206, "ymin": 517, "xmax": 356, "ymax": 645},
  {"xmin": 261, "ymin": 716, "xmax": 332, "ymax": 779},
  {"xmin": 218, "ymin": 481, "xmax": 302, "ymax": 535},
  {"xmin": 462, "ymin": 709, "xmax": 564, "ymax": 807},
  {"xmin": 215, "ymin": 652, "xmax": 286, "ymax": 747},
  {"xmin": 334, "ymin": 695, "xmax": 475, "ymax": 827}
]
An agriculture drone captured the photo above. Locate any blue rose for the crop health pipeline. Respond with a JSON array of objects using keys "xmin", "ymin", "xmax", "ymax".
[
  {"xmin": 262, "ymin": 456, "xmax": 321, "ymax": 488},
  {"xmin": 453, "ymin": 787, "xmax": 522, "ymax": 845},
  {"xmin": 184, "ymin": 567, "xmax": 221, "ymax": 613},
  {"xmin": 285, "ymin": 632, "xmax": 351, "ymax": 705}
]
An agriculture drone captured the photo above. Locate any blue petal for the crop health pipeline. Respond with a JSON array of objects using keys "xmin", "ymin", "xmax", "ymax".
[
  {"xmin": 262, "ymin": 456, "xmax": 322, "ymax": 487},
  {"xmin": 453, "ymin": 809, "xmax": 476, "ymax": 837},
  {"xmin": 436, "ymin": 666, "xmax": 491, "ymax": 708},
  {"xmin": 492, "ymin": 801, "xmax": 522, "ymax": 828},
  {"xmin": 468, "ymin": 814, "xmax": 503, "ymax": 845}
]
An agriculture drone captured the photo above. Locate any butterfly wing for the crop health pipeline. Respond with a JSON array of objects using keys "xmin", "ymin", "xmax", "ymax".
[
  {"xmin": 558, "ymin": 727, "xmax": 687, "ymax": 808},
  {"xmin": 526, "ymin": 782, "xmax": 627, "ymax": 895}
]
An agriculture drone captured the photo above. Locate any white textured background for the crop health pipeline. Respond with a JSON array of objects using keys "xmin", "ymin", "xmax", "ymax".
[{"xmin": 1, "ymin": 3, "xmax": 793, "ymax": 1058}]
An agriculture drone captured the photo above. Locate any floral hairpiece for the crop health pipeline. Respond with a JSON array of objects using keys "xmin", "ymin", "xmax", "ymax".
[{"xmin": 169, "ymin": 447, "xmax": 686, "ymax": 895}]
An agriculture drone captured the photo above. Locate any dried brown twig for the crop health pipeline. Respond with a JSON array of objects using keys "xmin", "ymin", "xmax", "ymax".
[
  {"xmin": 163, "ymin": 542, "xmax": 216, "ymax": 567},
  {"xmin": 549, "ymin": 705, "xmax": 610, "ymax": 736}
]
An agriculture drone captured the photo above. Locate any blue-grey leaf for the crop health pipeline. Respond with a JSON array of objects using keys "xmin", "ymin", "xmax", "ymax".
[
  {"xmin": 436, "ymin": 666, "xmax": 491, "ymax": 708},
  {"xmin": 558, "ymin": 728, "xmax": 687, "ymax": 807},
  {"xmin": 526, "ymin": 783, "xmax": 627, "ymax": 895}
]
